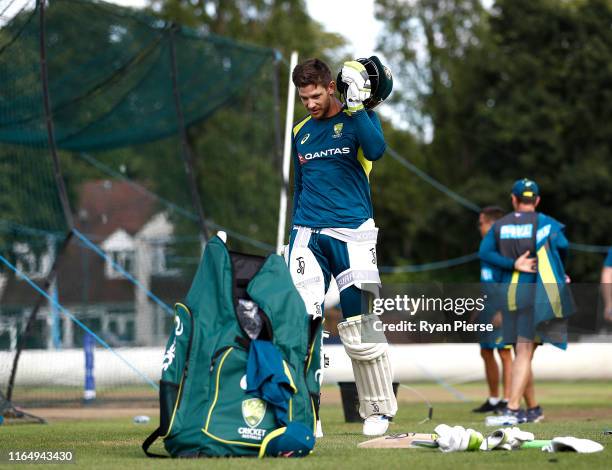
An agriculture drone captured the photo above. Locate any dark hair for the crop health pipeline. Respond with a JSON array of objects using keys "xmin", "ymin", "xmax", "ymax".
[
  {"xmin": 480, "ymin": 205, "xmax": 505, "ymax": 222},
  {"xmin": 292, "ymin": 58, "xmax": 332, "ymax": 88}
]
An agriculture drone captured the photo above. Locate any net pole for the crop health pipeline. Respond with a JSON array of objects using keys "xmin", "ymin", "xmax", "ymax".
[
  {"xmin": 38, "ymin": 0, "xmax": 74, "ymax": 230},
  {"xmin": 275, "ymin": 51, "xmax": 298, "ymax": 254},
  {"xmin": 168, "ymin": 24, "xmax": 209, "ymax": 243},
  {"xmin": 6, "ymin": 0, "xmax": 77, "ymax": 402}
]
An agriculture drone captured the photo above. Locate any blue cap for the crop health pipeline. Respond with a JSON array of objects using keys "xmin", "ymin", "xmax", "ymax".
[
  {"xmin": 259, "ymin": 422, "xmax": 315, "ymax": 458},
  {"xmin": 511, "ymin": 178, "xmax": 539, "ymax": 198}
]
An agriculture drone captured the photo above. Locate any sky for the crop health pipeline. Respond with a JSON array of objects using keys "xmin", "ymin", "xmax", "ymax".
[{"xmin": 306, "ymin": 0, "xmax": 382, "ymax": 57}]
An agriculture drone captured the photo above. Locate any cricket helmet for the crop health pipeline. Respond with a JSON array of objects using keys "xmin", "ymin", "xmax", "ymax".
[{"xmin": 336, "ymin": 55, "xmax": 393, "ymax": 110}]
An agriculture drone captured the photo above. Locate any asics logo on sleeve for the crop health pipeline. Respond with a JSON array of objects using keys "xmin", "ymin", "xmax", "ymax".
[{"xmin": 297, "ymin": 146, "xmax": 351, "ymax": 164}]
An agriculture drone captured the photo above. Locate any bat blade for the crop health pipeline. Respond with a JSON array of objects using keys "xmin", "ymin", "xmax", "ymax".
[{"xmin": 358, "ymin": 433, "xmax": 438, "ymax": 449}]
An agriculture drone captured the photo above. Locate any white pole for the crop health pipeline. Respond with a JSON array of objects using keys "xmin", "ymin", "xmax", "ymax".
[{"xmin": 276, "ymin": 51, "xmax": 298, "ymax": 255}]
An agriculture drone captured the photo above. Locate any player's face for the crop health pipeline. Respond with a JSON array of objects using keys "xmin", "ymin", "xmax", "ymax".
[
  {"xmin": 298, "ymin": 83, "xmax": 335, "ymax": 119},
  {"xmin": 478, "ymin": 213, "xmax": 493, "ymax": 238}
]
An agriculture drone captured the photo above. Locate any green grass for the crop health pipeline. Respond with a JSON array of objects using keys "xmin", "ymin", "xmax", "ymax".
[{"xmin": 1, "ymin": 382, "xmax": 611, "ymax": 469}]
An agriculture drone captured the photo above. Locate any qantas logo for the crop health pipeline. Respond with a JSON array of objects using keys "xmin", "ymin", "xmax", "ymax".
[{"xmin": 298, "ymin": 147, "xmax": 350, "ymax": 164}]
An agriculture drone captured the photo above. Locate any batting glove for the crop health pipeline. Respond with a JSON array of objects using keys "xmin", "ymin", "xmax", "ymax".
[
  {"xmin": 341, "ymin": 61, "xmax": 371, "ymax": 113},
  {"xmin": 435, "ymin": 424, "xmax": 483, "ymax": 452},
  {"xmin": 482, "ymin": 427, "xmax": 534, "ymax": 451}
]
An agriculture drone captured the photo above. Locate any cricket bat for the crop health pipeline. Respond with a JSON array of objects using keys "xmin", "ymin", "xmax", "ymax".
[{"xmin": 358, "ymin": 433, "xmax": 439, "ymax": 449}]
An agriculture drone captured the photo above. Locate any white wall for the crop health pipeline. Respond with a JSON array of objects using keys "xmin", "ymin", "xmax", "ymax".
[{"xmin": 2, "ymin": 343, "xmax": 611, "ymax": 388}]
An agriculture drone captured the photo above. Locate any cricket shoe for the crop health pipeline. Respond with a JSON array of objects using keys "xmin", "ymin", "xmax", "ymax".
[
  {"xmin": 485, "ymin": 408, "xmax": 526, "ymax": 427},
  {"xmin": 495, "ymin": 400, "xmax": 509, "ymax": 414},
  {"xmin": 363, "ymin": 415, "xmax": 390, "ymax": 436},
  {"xmin": 526, "ymin": 406, "xmax": 544, "ymax": 423},
  {"xmin": 472, "ymin": 398, "xmax": 505, "ymax": 413}
]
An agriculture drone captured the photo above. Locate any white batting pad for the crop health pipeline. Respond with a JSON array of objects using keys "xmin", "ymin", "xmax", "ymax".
[{"xmin": 337, "ymin": 316, "xmax": 397, "ymax": 418}]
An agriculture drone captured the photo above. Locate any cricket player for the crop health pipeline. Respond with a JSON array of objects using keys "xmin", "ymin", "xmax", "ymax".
[
  {"xmin": 473, "ymin": 206, "xmax": 513, "ymax": 413},
  {"xmin": 601, "ymin": 248, "xmax": 612, "ymax": 322},
  {"xmin": 479, "ymin": 178, "xmax": 571, "ymax": 423},
  {"xmin": 286, "ymin": 57, "xmax": 396, "ymax": 436}
]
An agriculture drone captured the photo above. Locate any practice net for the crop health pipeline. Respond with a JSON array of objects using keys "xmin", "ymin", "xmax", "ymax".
[{"xmin": 0, "ymin": 0, "xmax": 281, "ymax": 408}]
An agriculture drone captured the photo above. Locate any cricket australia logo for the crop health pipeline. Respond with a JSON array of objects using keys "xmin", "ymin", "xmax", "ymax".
[
  {"xmin": 332, "ymin": 123, "xmax": 343, "ymax": 138},
  {"xmin": 242, "ymin": 398, "xmax": 266, "ymax": 427},
  {"xmin": 238, "ymin": 398, "xmax": 267, "ymax": 441}
]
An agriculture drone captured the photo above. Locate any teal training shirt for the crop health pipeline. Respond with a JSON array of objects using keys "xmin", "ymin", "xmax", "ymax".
[{"xmin": 291, "ymin": 107, "xmax": 386, "ymax": 229}]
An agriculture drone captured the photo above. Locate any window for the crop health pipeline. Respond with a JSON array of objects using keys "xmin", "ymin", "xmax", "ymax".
[
  {"xmin": 13, "ymin": 242, "xmax": 52, "ymax": 279},
  {"xmin": 150, "ymin": 241, "xmax": 180, "ymax": 277},
  {"xmin": 106, "ymin": 249, "xmax": 135, "ymax": 278},
  {"xmin": 101, "ymin": 230, "xmax": 135, "ymax": 279}
]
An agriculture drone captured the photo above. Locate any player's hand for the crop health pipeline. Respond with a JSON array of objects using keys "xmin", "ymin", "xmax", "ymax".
[
  {"xmin": 341, "ymin": 61, "xmax": 371, "ymax": 113},
  {"xmin": 514, "ymin": 251, "xmax": 536, "ymax": 273}
]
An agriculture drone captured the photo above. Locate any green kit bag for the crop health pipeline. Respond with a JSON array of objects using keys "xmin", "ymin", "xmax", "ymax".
[{"xmin": 142, "ymin": 235, "xmax": 321, "ymax": 458}]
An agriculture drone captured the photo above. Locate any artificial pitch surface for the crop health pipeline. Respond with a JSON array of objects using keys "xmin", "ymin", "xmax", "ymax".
[{"xmin": 1, "ymin": 381, "xmax": 610, "ymax": 469}]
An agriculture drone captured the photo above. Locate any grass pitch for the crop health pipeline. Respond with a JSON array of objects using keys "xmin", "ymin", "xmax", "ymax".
[{"xmin": 1, "ymin": 381, "xmax": 610, "ymax": 469}]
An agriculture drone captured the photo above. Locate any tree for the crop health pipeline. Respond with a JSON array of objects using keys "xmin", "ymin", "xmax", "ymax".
[{"xmin": 374, "ymin": 0, "xmax": 612, "ymax": 281}]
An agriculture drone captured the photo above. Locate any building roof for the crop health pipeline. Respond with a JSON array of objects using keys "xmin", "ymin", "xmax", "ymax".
[{"xmin": 75, "ymin": 180, "xmax": 158, "ymax": 239}]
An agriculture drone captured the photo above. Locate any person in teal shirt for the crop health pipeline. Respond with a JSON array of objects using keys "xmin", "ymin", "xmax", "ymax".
[
  {"xmin": 479, "ymin": 178, "xmax": 571, "ymax": 424},
  {"xmin": 473, "ymin": 206, "xmax": 513, "ymax": 414},
  {"xmin": 286, "ymin": 58, "xmax": 396, "ymax": 437}
]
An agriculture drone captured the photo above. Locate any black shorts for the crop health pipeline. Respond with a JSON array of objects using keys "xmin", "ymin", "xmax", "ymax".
[{"xmin": 503, "ymin": 307, "xmax": 535, "ymax": 343}]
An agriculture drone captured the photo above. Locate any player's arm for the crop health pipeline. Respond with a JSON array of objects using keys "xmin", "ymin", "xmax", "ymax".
[
  {"xmin": 554, "ymin": 224, "xmax": 569, "ymax": 264},
  {"xmin": 479, "ymin": 227, "xmax": 536, "ymax": 273},
  {"xmin": 353, "ymin": 110, "xmax": 386, "ymax": 161},
  {"xmin": 478, "ymin": 228, "xmax": 514, "ymax": 271}
]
